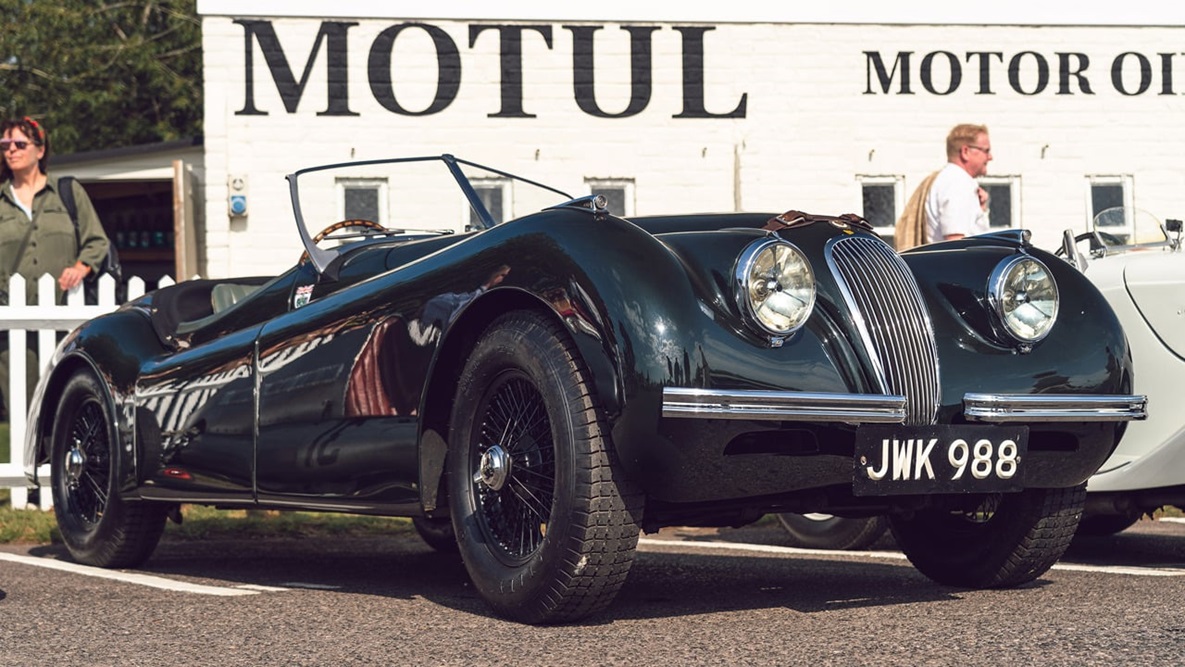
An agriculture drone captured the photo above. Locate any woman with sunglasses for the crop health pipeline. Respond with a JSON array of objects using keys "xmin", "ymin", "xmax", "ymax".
[{"xmin": 0, "ymin": 116, "xmax": 111, "ymax": 419}]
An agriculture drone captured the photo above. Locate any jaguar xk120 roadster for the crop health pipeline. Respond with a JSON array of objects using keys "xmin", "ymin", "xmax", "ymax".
[{"xmin": 25, "ymin": 155, "xmax": 1145, "ymax": 623}]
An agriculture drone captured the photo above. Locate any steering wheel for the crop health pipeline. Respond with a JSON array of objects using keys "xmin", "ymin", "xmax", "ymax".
[
  {"xmin": 300, "ymin": 219, "xmax": 385, "ymax": 264},
  {"xmin": 1055, "ymin": 231, "xmax": 1110, "ymax": 258}
]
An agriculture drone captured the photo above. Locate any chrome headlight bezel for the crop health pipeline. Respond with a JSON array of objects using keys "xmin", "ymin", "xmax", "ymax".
[
  {"xmin": 734, "ymin": 238, "xmax": 817, "ymax": 338},
  {"xmin": 987, "ymin": 254, "xmax": 1059, "ymax": 344}
]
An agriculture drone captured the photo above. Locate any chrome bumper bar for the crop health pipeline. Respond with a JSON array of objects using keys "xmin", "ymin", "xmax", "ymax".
[
  {"xmin": 662, "ymin": 389, "xmax": 1147, "ymax": 424},
  {"xmin": 661, "ymin": 388, "xmax": 907, "ymax": 423},
  {"xmin": 963, "ymin": 393, "xmax": 1147, "ymax": 422}
]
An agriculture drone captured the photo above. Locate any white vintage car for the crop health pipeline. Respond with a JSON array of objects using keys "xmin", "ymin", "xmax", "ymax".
[
  {"xmin": 775, "ymin": 209, "xmax": 1182, "ymax": 548},
  {"xmin": 1060, "ymin": 209, "xmax": 1185, "ymax": 534}
]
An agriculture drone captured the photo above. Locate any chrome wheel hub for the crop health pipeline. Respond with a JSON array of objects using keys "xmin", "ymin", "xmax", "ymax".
[
  {"xmin": 65, "ymin": 444, "xmax": 86, "ymax": 486},
  {"xmin": 477, "ymin": 445, "xmax": 511, "ymax": 491}
]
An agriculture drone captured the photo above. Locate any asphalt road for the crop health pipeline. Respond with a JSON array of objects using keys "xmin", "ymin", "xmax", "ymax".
[{"xmin": 3, "ymin": 519, "xmax": 1185, "ymax": 667}]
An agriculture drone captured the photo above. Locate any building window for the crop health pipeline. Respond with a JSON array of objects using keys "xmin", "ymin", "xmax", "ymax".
[
  {"xmin": 980, "ymin": 177, "xmax": 1019, "ymax": 230},
  {"xmin": 586, "ymin": 178, "xmax": 635, "ymax": 217},
  {"xmin": 337, "ymin": 178, "xmax": 386, "ymax": 224},
  {"xmin": 1087, "ymin": 176, "xmax": 1134, "ymax": 242},
  {"xmin": 468, "ymin": 179, "xmax": 508, "ymax": 229},
  {"xmin": 857, "ymin": 175, "xmax": 903, "ymax": 245}
]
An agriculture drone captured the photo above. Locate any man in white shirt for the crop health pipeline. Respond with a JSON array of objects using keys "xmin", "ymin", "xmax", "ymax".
[{"xmin": 925, "ymin": 124, "xmax": 992, "ymax": 243}]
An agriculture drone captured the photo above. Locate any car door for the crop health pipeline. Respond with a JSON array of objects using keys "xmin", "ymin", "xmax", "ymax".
[
  {"xmin": 134, "ymin": 323, "xmax": 263, "ymax": 502},
  {"xmin": 134, "ymin": 269, "xmax": 307, "ymax": 502},
  {"xmin": 253, "ymin": 260, "xmax": 422, "ymax": 511}
]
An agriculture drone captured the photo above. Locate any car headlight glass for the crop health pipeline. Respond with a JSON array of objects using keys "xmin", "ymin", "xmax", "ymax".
[
  {"xmin": 735, "ymin": 238, "xmax": 816, "ymax": 336},
  {"xmin": 988, "ymin": 255, "xmax": 1059, "ymax": 342}
]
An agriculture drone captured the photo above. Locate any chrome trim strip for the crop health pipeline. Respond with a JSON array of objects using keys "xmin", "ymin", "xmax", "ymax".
[
  {"xmin": 662, "ymin": 388, "xmax": 906, "ymax": 423},
  {"xmin": 964, "ymin": 393, "xmax": 1148, "ymax": 422}
]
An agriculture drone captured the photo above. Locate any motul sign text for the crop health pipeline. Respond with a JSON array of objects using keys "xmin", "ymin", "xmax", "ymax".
[{"xmin": 234, "ymin": 20, "xmax": 749, "ymax": 119}]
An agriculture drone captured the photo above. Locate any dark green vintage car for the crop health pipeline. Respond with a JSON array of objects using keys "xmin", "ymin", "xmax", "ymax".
[{"xmin": 25, "ymin": 155, "xmax": 1145, "ymax": 623}]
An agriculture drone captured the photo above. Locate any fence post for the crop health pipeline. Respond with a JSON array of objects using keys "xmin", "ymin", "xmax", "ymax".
[
  {"xmin": 5, "ymin": 275, "xmax": 29, "ymax": 508},
  {"xmin": 2, "ymin": 272, "xmax": 166, "ymax": 508}
]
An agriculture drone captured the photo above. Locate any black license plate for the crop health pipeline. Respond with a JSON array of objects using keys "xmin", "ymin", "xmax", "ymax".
[{"xmin": 853, "ymin": 425, "xmax": 1029, "ymax": 496}]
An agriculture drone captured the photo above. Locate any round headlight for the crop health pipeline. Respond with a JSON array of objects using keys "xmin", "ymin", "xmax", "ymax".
[
  {"xmin": 735, "ymin": 238, "xmax": 816, "ymax": 336},
  {"xmin": 988, "ymin": 255, "xmax": 1059, "ymax": 343}
]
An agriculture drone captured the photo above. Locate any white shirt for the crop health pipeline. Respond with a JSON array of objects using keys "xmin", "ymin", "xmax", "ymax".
[
  {"xmin": 924, "ymin": 162, "xmax": 988, "ymax": 243},
  {"xmin": 9, "ymin": 183, "xmax": 32, "ymax": 222}
]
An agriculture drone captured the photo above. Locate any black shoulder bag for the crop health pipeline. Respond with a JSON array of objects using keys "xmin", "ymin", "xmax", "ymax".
[{"xmin": 58, "ymin": 176, "xmax": 122, "ymax": 302}]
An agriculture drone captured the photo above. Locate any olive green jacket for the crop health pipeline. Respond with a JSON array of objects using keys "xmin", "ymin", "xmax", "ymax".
[{"xmin": 0, "ymin": 173, "xmax": 110, "ymax": 304}]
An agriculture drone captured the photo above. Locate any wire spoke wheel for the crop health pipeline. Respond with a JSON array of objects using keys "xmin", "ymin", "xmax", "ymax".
[
  {"xmin": 51, "ymin": 372, "xmax": 167, "ymax": 568},
  {"xmin": 471, "ymin": 372, "xmax": 556, "ymax": 564},
  {"xmin": 61, "ymin": 399, "xmax": 112, "ymax": 525}
]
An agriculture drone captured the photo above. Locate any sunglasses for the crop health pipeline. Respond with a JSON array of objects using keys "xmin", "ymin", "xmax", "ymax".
[
  {"xmin": 0, "ymin": 139, "xmax": 33, "ymax": 152},
  {"xmin": 1, "ymin": 139, "xmax": 31, "ymax": 151}
]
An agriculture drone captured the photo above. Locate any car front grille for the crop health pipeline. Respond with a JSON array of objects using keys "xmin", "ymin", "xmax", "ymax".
[{"xmin": 825, "ymin": 235, "xmax": 940, "ymax": 425}]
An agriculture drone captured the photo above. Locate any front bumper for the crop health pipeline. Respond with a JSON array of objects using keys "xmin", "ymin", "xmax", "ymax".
[
  {"xmin": 663, "ymin": 388, "xmax": 1147, "ymax": 424},
  {"xmin": 662, "ymin": 388, "xmax": 907, "ymax": 423},
  {"xmin": 962, "ymin": 393, "xmax": 1147, "ymax": 422},
  {"xmin": 641, "ymin": 389, "xmax": 1147, "ymax": 505}
]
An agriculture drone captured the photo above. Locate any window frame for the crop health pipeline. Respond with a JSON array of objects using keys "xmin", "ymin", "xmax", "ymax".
[
  {"xmin": 978, "ymin": 175, "xmax": 1021, "ymax": 230},
  {"xmin": 466, "ymin": 177, "xmax": 510, "ymax": 229},
  {"xmin": 1085, "ymin": 175, "xmax": 1134, "ymax": 235},
  {"xmin": 856, "ymin": 174, "xmax": 904, "ymax": 238},
  {"xmin": 336, "ymin": 177, "xmax": 388, "ymax": 225},
  {"xmin": 585, "ymin": 177, "xmax": 636, "ymax": 217}
]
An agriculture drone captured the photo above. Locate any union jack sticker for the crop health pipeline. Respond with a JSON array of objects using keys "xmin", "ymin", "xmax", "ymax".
[{"xmin": 294, "ymin": 284, "xmax": 314, "ymax": 309}]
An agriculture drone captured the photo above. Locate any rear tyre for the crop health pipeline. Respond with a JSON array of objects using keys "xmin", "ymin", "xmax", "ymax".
[
  {"xmin": 1076, "ymin": 509, "xmax": 1141, "ymax": 537},
  {"xmin": 448, "ymin": 311, "xmax": 642, "ymax": 624},
  {"xmin": 889, "ymin": 484, "xmax": 1086, "ymax": 588},
  {"xmin": 51, "ymin": 372, "xmax": 167, "ymax": 568},
  {"xmin": 774, "ymin": 513, "xmax": 889, "ymax": 550},
  {"xmin": 412, "ymin": 516, "xmax": 458, "ymax": 552}
]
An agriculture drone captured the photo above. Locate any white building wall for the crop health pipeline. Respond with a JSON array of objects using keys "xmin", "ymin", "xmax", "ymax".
[{"xmin": 198, "ymin": 3, "xmax": 1185, "ymax": 277}]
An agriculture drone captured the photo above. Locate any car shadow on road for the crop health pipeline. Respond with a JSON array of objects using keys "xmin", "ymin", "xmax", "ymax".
[
  {"xmin": 16, "ymin": 524, "xmax": 1063, "ymax": 625},
  {"xmin": 613, "ymin": 551, "xmax": 1002, "ymax": 620},
  {"xmin": 1065, "ymin": 521, "xmax": 1185, "ymax": 567}
]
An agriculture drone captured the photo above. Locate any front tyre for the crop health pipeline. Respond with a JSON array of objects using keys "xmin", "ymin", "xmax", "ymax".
[
  {"xmin": 448, "ymin": 311, "xmax": 642, "ymax": 624},
  {"xmin": 889, "ymin": 484, "xmax": 1085, "ymax": 588},
  {"xmin": 51, "ymin": 372, "xmax": 167, "ymax": 568}
]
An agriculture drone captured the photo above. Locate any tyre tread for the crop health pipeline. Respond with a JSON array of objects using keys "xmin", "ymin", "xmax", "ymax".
[
  {"xmin": 891, "ymin": 484, "xmax": 1086, "ymax": 589},
  {"xmin": 450, "ymin": 311, "xmax": 643, "ymax": 624}
]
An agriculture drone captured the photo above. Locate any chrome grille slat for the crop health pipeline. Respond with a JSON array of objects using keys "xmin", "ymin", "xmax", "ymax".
[{"xmin": 825, "ymin": 236, "xmax": 941, "ymax": 425}]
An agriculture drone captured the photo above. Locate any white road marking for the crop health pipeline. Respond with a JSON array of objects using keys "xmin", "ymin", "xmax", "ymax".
[
  {"xmin": 1158, "ymin": 517, "xmax": 1185, "ymax": 524},
  {"xmin": 1050, "ymin": 562, "xmax": 1185, "ymax": 576},
  {"xmin": 0, "ymin": 552, "xmax": 262, "ymax": 596},
  {"xmin": 278, "ymin": 582, "xmax": 341, "ymax": 590},
  {"xmin": 237, "ymin": 583, "xmax": 292, "ymax": 592},
  {"xmin": 637, "ymin": 537, "xmax": 1185, "ymax": 577},
  {"xmin": 640, "ymin": 537, "xmax": 908, "ymax": 561}
]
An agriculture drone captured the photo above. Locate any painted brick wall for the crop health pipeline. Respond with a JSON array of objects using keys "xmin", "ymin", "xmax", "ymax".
[{"xmin": 201, "ymin": 15, "xmax": 1185, "ymax": 277}]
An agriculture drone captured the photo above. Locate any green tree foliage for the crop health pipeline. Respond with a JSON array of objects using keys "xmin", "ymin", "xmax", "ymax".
[{"xmin": 0, "ymin": 0, "xmax": 201, "ymax": 155}]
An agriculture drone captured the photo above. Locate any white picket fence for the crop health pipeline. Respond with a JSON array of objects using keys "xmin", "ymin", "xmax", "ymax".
[{"xmin": 1, "ymin": 272, "xmax": 173, "ymax": 508}]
